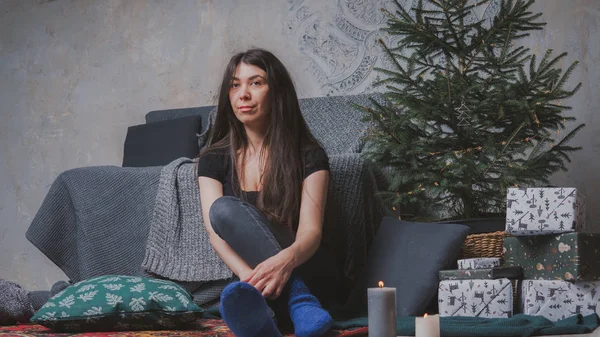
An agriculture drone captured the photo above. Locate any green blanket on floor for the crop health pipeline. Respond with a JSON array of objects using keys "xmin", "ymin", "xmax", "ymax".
[
  {"xmin": 332, "ymin": 313, "xmax": 599, "ymax": 337},
  {"xmin": 204, "ymin": 307, "xmax": 598, "ymax": 336}
]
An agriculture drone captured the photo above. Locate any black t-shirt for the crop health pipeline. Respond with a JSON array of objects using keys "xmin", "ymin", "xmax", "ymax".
[{"xmin": 197, "ymin": 146, "xmax": 330, "ymax": 206}]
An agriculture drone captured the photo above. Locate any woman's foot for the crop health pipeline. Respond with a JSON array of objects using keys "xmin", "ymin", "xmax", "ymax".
[
  {"xmin": 220, "ymin": 281, "xmax": 282, "ymax": 337},
  {"xmin": 288, "ymin": 277, "xmax": 332, "ymax": 337}
]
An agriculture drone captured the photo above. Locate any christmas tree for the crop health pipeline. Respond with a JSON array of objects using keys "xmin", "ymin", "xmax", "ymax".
[{"xmin": 361, "ymin": 0, "xmax": 585, "ymax": 221}]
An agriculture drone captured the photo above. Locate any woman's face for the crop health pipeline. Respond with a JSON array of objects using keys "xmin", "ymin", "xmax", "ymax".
[{"xmin": 229, "ymin": 62, "xmax": 270, "ymax": 130}]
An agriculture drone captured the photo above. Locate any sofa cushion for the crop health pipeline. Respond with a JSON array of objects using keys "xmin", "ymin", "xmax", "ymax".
[
  {"xmin": 30, "ymin": 275, "xmax": 204, "ymax": 332},
  {"xmin": 144, "ymin": 94, "xmax": 381, "ymax": 155},
  {"xmin": 122, "ymin": 115, "xmax": 202, "ymax": 167},
  {"xmin": 346, "ymin": 216, "xmax": 469, "ymax": 317}
]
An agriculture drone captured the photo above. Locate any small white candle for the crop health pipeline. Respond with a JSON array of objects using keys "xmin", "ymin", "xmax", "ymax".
[
  {"xmin": 415, "ymin": 313, "xmax": 440, "ymax": 337},
  {"xmin": 367, "ymin": 281, "xmax": 396, "ymax": 337}
]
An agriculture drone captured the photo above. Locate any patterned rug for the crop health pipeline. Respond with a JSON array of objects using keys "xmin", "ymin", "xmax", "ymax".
[{"xmin": 0, "ymin": 320, "xmax": 368, "ymax": 337}]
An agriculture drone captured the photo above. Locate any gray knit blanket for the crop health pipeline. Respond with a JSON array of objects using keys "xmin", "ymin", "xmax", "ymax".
[
  {"xmin": 26, "ymin": 165, "xmax": 162, "ymax": 283},
  {"xmin": 26, "ymin": 153, "xmax": 385, "ymax": 288},
  {"xmin": 142, "ymin": 157, "xmax": 232, "ymax": 281},
  {"xmin": 327, "ymin": 154, "xmax": 387, "ymax": 281}
]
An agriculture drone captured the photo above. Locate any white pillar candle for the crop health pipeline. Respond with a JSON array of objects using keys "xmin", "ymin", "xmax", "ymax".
[
  {"xmin": 367, "ymin": 281, "xmax": 396, "ymax": 337},
  {"xmin": 415, "ymin": 314, "xmax": 440, "ymax": 337}
]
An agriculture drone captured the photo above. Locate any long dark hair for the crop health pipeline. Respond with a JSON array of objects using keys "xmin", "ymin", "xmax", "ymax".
[{"xmin": 201, "ymin": 48, "xmax": 321, "ymax": 230}]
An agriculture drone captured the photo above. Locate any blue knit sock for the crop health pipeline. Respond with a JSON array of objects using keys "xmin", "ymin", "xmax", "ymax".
[
  {"xmin": 287, "ymin": 277, "xmax": 332, "ymax": 337},
  {"xmin": 220, "ymin": 282, "xmax": 282, "ymax": 337}
]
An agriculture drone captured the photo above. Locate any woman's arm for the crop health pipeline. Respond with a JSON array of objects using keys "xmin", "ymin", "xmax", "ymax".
[
  {"xmin": 284, "ymin": 169, "xmax": 329, "ymax": 267},
  {"xmin": 198, "ymin": 176, "xmax": 254, "ymax": 280},
  {"xmin": 247, "ymin": 169, "xmax": 329, "ymax": 298}
]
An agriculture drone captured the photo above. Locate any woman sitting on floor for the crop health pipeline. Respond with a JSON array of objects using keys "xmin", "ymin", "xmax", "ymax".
[{"xmin": 197, "ymin": 48, "xmax": 338, "ymax": 337}]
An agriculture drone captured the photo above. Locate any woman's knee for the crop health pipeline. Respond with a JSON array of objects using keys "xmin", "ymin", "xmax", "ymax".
[
  {"xmin": 208, "ymin": 196, "xmax": 290, "ymax": 248},
  {"xmin": 208, "ymin": 196, "xmax": 241, "ymax": 237}
]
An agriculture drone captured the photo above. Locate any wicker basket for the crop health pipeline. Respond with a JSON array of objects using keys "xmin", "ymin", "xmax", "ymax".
[
  {"xmin": 458, "ymin": 230, "xmax": 518, "ymax": 311},
  {"xmin": 458, "ymin": 231, "xmax": 511, "ymax": 261}
]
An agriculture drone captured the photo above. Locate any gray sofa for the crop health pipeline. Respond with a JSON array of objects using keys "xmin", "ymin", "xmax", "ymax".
[{"xmin": 26, "ymin": 94, "xmax": 390, "ymax": 309}]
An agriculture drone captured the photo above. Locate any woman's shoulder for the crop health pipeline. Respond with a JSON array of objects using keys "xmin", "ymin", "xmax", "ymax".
[
  {"xmin": 198, "ymin": 146, "xmax": 231, "ymax": 167},
  {"xmin": 199, "ymin": 146, "xmax": 231, "ymax": 157},
  {"xmin": 197, "ymin": 146, "xmax": 231, "ymax": 180},
  {"xmin": 301, "ymin": 143, "xmax": 329, "ymax": 175},
  {"xmin": 301, "ymin": 143, "xmax": 327, "ymax": 158}
]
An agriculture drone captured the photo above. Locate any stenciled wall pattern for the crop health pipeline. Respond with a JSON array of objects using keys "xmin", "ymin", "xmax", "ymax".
[{"xmin": 285, "ymin": 0, "xmax": 502, "ymax": 96}]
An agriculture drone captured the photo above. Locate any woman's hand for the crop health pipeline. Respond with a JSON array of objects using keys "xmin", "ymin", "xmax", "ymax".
[
  {"xmin": 238, "ymin": 268, "xmax": 255, "ymax": 284},
  {"xmin": 244, "ymin": 249, "xmax": 295, "ymax": 300}
]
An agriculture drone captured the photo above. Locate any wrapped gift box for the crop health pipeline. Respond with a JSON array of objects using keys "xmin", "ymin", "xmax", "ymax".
[
  {"xmin": 505, "ymin": 187, "xmax": 586, "ymax": 236},
  {"xmin": 521, "ymin": 279, "xmax": 600, "ymax": 321},
  {"xmin": 504, "ymin": 233, "xmax": 600, "ymax": 281},
  {"xmin": 458, "ymin": 258, "xmax": 501, "ymax": 270},
  {"xmin": 439, "ymin": 266, "xmax": 523, "ymax": 281},
  {"xmin": 438, "ymin": 278, "xmax": 513, "ymax": 318}
]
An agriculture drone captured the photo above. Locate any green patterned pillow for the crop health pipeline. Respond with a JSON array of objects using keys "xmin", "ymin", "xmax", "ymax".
[{"xmin": 31, "ymin": 275, "xmax": 204, "ymax": 332}]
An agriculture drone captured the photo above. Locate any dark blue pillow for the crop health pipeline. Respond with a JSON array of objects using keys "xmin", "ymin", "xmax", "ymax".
[
  {"xmin": 122, "ymin": 115, "xmax": 202, "ymax": 167},
  {"xmin": 346, "ymin": 217, "xmax": 469, "ymax": 317}
]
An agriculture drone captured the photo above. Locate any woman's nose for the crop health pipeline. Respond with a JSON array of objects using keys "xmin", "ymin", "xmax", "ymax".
[{"xmin": 239, "ymin": 85, "xmax": 250, "ymax": 100}]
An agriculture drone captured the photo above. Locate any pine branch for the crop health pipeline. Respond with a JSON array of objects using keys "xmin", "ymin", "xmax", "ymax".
[
  {"xmin": 500, "ymin": 26, "xmax": 512, "ymax": 61},
  {"xmin": 527, "ymin": 135, "xmax": 550, "ymax": 160},
  {"xmin": 354, "ymin": 100, "xmax": 404, "ymax": 146},
  {"xmin": 375, "ymin": 42, "xmax": 440, "ymax": 102},
  {"xmin": 463, "ymin": 0, "xmax": 543, "ymax": 73},
  {"xmin": 552, "ymin": 123, "xmax": 585, "ymax": 148},
  {"xmin": 441, "ymin": 0, "xmax": 466, "ymax": 52},
  {"xmin": 539, "ymin": 50, "xmax": 565, "ymax": 77},
  {"xmin": 555, "ymin": 60, "xmax": 580, "ymax": 92},
  {"xmin": 529, "ymin": 52, "xmax": 537, "ymax": 83},
  {"xmin": 482, "ymin": 121, "xmax": 526, "ymax": 180}
]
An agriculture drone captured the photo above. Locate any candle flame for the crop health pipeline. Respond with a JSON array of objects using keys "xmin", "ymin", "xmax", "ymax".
[
  {"xmin": 378, "ymin": 281, "xmax": 384, "ymax": 288},
  {"xmin": 424, "ymin": 313, "xmax": 428, "ymax": 318}
]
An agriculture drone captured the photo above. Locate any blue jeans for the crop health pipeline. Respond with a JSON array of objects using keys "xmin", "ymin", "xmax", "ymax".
[{"xmin": 209, "ymin": 196, "xmax": 338, "ymax": 324}]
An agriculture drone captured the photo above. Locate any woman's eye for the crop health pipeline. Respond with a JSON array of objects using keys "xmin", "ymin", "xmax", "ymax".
[
  {"xmin": 231, "ymin": 83, "xmax": 239, "ymax": 88},
  {"xmin": 252, "ymin": 81, "xmax": 261, "ymax": 86}
]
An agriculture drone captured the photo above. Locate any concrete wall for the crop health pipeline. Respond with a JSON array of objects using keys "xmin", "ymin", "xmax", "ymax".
[{"xmin": 1, "ymin": 0, "xmax": 598, "ymax": 290}]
